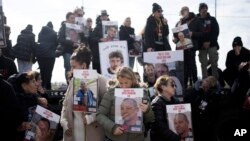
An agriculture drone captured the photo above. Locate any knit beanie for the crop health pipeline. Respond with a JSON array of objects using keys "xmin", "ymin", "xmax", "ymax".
[
  {"xmin": 232, "ymin": 36, "xmax": 243, "ymax": 47},
  {"xmin": 152, "ymin": 3, "xmax": 162, "ymax": 13}
]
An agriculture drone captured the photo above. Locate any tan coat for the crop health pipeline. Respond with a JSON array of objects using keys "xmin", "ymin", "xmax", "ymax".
[{"xmin": 60, "ymin": 74, "xmax": 107, "ymax": 141}]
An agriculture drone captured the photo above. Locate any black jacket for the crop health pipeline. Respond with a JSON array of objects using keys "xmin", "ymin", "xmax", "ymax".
[
  {"xmin": 14, "ymin": 29, "xmax": 36, "ymax": 61},
  {"xmin": 150, "ymin": 95, "xmax": 180, "ymax": 141},
  {"xmin": 89, "ymin": 23, "xmax": 103, "ymax": 63},
  {"xmin": 119, "ymin": 25, "xmax": 135, "ymax": 50},
  {"xmin": 197, "ymin": 13, "xmax": 219, "ymax": 50},
  {"xmin": 144, "ymin": 15, "xmax": 171, "ymax": 51},
  {"xmin": 0, "ymin": 56, "xmax": 18, "ymax": 80},
  {"xmin": 36, "ymin": 26, "xmax": 58, "ymax": 58}
]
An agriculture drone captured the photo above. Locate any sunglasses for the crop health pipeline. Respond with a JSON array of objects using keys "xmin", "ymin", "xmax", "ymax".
[{"xmin": 157, "ymin": 10, "xmax": 163, "ymax": 13}]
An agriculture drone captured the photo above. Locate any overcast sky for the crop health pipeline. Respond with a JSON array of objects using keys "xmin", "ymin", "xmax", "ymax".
[{"xmin": 3, "ymin": 0, "xmax": 250, "ymax": 83}]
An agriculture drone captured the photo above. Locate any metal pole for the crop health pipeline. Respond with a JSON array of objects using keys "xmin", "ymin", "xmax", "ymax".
[{"xmin": 215, "ymin": 0, "xmax": 217, "ymax": 18}]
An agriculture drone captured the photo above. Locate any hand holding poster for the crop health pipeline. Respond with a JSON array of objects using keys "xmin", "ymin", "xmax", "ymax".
[
  {"xmin": 73, "ymin": 69, "xmax": 98, "ymax": 112},
  {"xmin": 172, "ymin": 24, "xmax": 193, "ymax": 50},
  {"xmin": 115, "ymin": 88, "xmax": 143, "ymax": 133},
  {"xmin": 166, "ymin": 103, "xmax": 194, "ymax": 141},
  {"xmin": 24, "ymin": 105, "xmax": 60, "ymax": 141}
]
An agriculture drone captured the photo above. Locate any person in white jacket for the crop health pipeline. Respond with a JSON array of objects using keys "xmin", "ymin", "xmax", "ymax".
[{"xmin": 60, "ymin": 45, "xmax": 107, "ymax": 141}]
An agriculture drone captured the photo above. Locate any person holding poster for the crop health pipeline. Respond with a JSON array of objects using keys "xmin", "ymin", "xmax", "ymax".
[
  {"xmin": 150, "ymin": 75, "xmax": 180, "ymax": 141},
  {"xmin": 107, "ymin": 50, "xmax": 124, "ymax": 75},
  {"xmin": 60, "ymin": 46, "xmax": 107, "ymax": 141},
  {"xmin": 174, "ymin": 113, "xmax": 193, "ymax": 141},
  {"xmin": 97, "ymin": 67, "xmax": 154, "ymax": 141}
]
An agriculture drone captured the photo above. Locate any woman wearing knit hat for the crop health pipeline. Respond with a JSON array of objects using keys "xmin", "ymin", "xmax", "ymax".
[
  {"xmin": 223, "ymin": 36, "xmax": 250, "ymax": 87},
  {"xmin": 144, "ymin": 3, "xmax": 171, "ymax": 52}
]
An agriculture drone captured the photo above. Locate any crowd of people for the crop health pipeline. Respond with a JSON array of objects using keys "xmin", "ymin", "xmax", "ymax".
[{"xmin": 0, "ymin": 2, "xmax": 250, "ymax": 141}]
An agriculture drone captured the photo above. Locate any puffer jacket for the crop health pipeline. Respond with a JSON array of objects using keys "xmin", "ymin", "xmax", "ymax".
[{"xmin": 96, "ymin": 86, "xmax": 154, "ymax": 141}]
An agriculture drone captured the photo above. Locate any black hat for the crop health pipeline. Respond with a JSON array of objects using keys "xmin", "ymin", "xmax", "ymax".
[
  {"xmin": 101, "ymin": 10, "xmax": 109, "ymax": 16},
  {"xmin": 199, "ymin": 3, "xmax": 208, "ymax": 12},
  {"xmin": 26, "ymin": 24, "xmax": 33, "ymax": 32},
  {"xmin": 152, "ymin": 3, "xmax": 163, "ymax": 13},
  {"xmin": 47, "ymin": 21, "xmax": 53, "ymax": 29},
  {"xmin": 232, "ymin": 36, "xmax": 243, "ymax": 47}
]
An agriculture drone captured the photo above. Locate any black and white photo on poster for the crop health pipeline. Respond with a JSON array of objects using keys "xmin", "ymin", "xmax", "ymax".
[
  {"xmin": 172, "ymin": 24, "xmax": 193, "ymax": 50},
  {"xmin": 129, "ymin": 35, "xmax": 143, "ymax": 57},
  {"xmin": 24, "ymin": 105, "xmax": 60, "ymax": 141},
  {"xmin": 115, "ymin": 88, "xmax": 143, "ymax": 133},
  {"xmin": 73, "ymin": 69, "xmax": 98, "ymax": 113},
  {"xmin": 166, "ymin": 103, "xmax": 194, "ymax": 141},
  {"xmin": 102, "ymin": 21, "xmax": 119, "ymax": 41},
  {"xmin": 99, "ymin": 41, "xmax": 129, "ymax": 79},
  {"xmin": 143, "ymin": 50, "xmax": 184, "ymax": 100}
]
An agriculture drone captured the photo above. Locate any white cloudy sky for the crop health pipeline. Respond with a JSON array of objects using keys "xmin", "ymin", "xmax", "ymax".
[{"xmin": 3, "ymin": 0, "xmax": 250, "ymax": 82}]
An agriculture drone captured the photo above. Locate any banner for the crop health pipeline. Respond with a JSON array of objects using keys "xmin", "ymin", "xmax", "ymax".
[
  {"xmin": 166, "ymin": 103, "xmax": 194, "ymax": 141},
  {"xmin": 99, "ymin": 41, "xmax": 129, "ymax": 79},
  {"xmin": 115, "ymin": 88, "xmax": 143, "ymax": 133},
  {"xmin": 73, "ymin": 69, "xmax": 98, "ymax": 112},
  {"xmin": 24, "ymin": 105, "xmax": 60, "ymax": 141},
  {"xmin": 172, "ymin": 24, "xmax": 193, "ymax": 50},
  {"xmin": 143, "ymin": 50, "xmax": 184, "ymax": 99}
]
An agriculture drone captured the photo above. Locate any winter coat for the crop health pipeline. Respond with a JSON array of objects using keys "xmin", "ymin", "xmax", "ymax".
[
  {"xmin": 96, "ymin": 86, "xmax": 154, "ymax": 141},
  {"xmin": 60, "ymin": 74, "xmax": 107, "ymax": 141},
  {"xmin": 197, "ymin": 13, "xmax": 220, "ymax": 50},
  {"xmin": 150, "ymin": 95, "xmax": 180, "ymax": 141},
  {"xmin": 36, "ymin": 26, "xmax": 58, "ymax": 58},
  {"xmin": 0, "ymin": 56, "xmax": 18, "ymax": 80},
  {"xmin": 144, "ymin": 15, "xmax": 171, "ymax": 51},
  {"xmin": 14, "ymin": 29, "xmax": 36, "ymax": 62},
  {"xmin": 89, "ymin": 23, "xmax": 103, "ymax": 63},
  {"xmin": 119, "ymin": 25, "xmax": 135, "ymax": 51}
]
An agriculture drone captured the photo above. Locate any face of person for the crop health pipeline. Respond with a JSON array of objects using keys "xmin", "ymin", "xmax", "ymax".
[
  {"xmin": 37, "ymin": 120, "xmax": 50, "ymax": 139},
  {"xmin": 181, "ymin": 9, "xmax": 189, "ymax": 17},
  {"xmin": 202, "ymin": 79, "xmax": 209, "ymax": 92},
  {"xmin": 154, "ymin": 9, "xmax": 163, "ymax": 18},
  {"xmin": 233, "ymin": 45, "xmax": 241, "ymax": 54},
  {"xmin": 23, "ymin": 78, "xmax": 38, "ymax": 94},
  {"xmin": 67, "ymin": 14, "xmax": 75, "ymax": 24},
  {"xmin": 87, "ymin": 19, "xmax": 92, "ymax": 27},
  {"xmin": 174, "ymin": 115, "xmax": 189, "ymax": 135},
  {"xmin": 124, "ymin": 18, "xmax": 131, "ymax": 27},
  {"xmin": 120, "ymin": 99, "xmax": 139, "ymax": 124},
  {"xmin": 107, "ymin": 27, "xmax": 117, "ymax": 38},
  {"xmin": 118, "ymin": 77, "xmax": 133, "ymax": 88},
  {"xmin": 162, "ymin": 79, "xmax": 176, "ymax": 97},
  {"xmin": 200, "ymin": 7, "xmax": 208, "ymax": 17},
  {"xmin": 155, "ymin": 64, "xmax": 169, "ymax": 77},
  {"xmin": 70, "ymin": 60, "xmax": 85, "ymax": 70},
  {"xmin": 110, "ymin": 57, "xmax": 122, "ymax": 70},
  {"xmin": 80, "ymin": 82, "xmax": 87, "ymax": 91},
  {"xmin": 145, "ymin": 65, "xmax": 155, "ymax": 76},
  {"xmin": 178, "ymin": 32, "xmax": 185, "ymax": 41}
]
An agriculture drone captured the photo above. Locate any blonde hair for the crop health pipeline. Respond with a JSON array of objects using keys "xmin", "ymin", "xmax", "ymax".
[
  {"xmin": 116, "ymin": 67, "xmax": 138, "ymax": 87},
  {"xmin": 154, "ymin": 75, "xmax": 172, "ymax": 93}
]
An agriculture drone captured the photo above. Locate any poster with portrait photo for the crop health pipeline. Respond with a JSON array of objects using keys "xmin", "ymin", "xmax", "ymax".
[
  {"xmin": 166, "ymin": 103, "xmax": 194, "ymax": 141},
  {"xmin": 102, "ymin": 21, "xmax": 119, "ymax": 40},
  {"xmin": 115, "ymin": 88, "xmax": 143, "ymax": 133},
  {"xmin": 129, "ymin": 35, "xmax": 143, "ymax": 57},
  {"xmin": 99, "ymin": 41, "xmax": 129, "ymax": 79},
  {"xmin": 65, "ymin": 23, "xmax": 81, "ymax": 43},
  {"xmin": 24, "ymin": 105, "xmax": 60, "ymax": 141},
  {"xmin": 172, "ymin": 24, "xmax": 193, "ymax": 50},
  {"xmin": 0, "ymin": 1, "xmax": 6, "ymax": 48},
  {"xmin": 73, "ymin": 69, "xmax": 98, "ymax": 112},
  {"xmin": 143, "ymin": 50, "xmax": 184, "ymax": 100}
]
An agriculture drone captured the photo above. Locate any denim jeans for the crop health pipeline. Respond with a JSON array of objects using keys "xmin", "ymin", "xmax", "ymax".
[
  {"xmin": 63, "ymin": 53, "xmax": 72, "ymax": 82},
  {"xmin": 17, "ymin": 59, "xmax": 32, "ymax": 73}
]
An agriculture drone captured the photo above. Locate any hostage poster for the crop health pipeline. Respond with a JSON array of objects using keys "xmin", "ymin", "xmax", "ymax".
[
  {"xmin": 172, "ymin": 24, "xmax": 193, "ymax": 50},
  {"xmin": 102, "ymin": 21, "xmax": 119, "ymax": 41},
  {"xmin": 115, "ymin": 88, "xmax": 143, "ymax": 133},
  {"xmin": 73, "ymin": 69, "xmax": 98, "ymax": 112},
  {"xmin": 99, "ymin": 41, "xmax": 129, "ymax": 79}
]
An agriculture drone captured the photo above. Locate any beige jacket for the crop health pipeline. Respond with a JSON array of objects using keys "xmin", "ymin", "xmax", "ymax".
[{"xmin": 60, "ymin": 74, "xmax": 107, "ymax": 141}]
